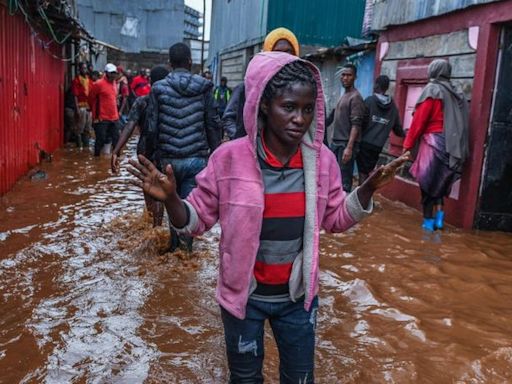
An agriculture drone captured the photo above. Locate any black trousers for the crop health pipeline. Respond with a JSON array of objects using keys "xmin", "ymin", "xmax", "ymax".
[
  {"xmin": 421, "ymin": 189, "xmax": 443, "ymax": 219},
  {"xmin": 93, "ymin": 120, "xmax": 120, "ymax": 156}
]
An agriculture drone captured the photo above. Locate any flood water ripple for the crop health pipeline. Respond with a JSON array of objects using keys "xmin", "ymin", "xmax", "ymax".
[{"xmin": 1, "ymin": 141, "xmax": 511, "ymax": 383}]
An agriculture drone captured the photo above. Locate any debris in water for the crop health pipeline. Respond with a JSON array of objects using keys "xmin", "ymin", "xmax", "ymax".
[{"xmin": 29, "ymin": 169, "xmax": 48, "ymax": 181}]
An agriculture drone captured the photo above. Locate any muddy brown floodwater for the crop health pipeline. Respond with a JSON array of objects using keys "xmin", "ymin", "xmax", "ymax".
[{"xmin": 1, "ymin": 139, "xmax": 512, "ymax": 383}]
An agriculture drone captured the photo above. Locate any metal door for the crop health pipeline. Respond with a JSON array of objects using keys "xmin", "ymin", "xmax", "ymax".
[{"xmin": 476, "ymin": 26, "xmax": 512, "ymax": 231}]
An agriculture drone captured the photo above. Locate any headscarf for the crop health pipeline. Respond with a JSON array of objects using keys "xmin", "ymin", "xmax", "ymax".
[
  {"xmin": 263, "ymin": 27, "xmax": 300, "ymax": 56},
  {"xmin": 415, "ymin": 59, "xmax": 469, "ymax": 171}
]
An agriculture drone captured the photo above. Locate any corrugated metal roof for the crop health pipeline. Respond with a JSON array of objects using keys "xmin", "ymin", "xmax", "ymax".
[
  {"xmin": 371, "ymin": 0, "xmax": 503, "ymax": 31},
  {"xmin": 267, "ymin": 0, "xmax": 366, "ymax": 47}
]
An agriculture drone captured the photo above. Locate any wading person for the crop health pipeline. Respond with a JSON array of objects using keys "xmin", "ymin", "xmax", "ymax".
[
  {"xmin": 116, "ymin": 66, "xmax": 130, "ymax": 124},
  {"xmin": 128, "ymin": 52, "xmax": 409, "ymax": 382},
  {"xmin": 403, "ymin": 59, "xmax": 469, "ymax": 231},
  {"xmin": 131, "ymin": 68, "xmax": 151, "ymax": 98},
  {"xmin": 111, "ymin": 65, "xmax": 170, "ymax": 227},
  {"xmin": 89, "ymin": 63, "xmax": 121, "ymax": 157},
  {"xmin": 357, "ymin": 75, "xmax": 404, "ymax": 183},
  {"xmin": 327, "ymin": 63, "xmax": 367, "ymax": 192},
  {"xmin": 71, "ymin": 62, "xmax": 93, "ymax": 149},
  {"xmin": 145, "ymin": 42, "xmax": 220, "ymax": 252},
  {"xmin": 222, "ymin": 27, "xmax": 300, "ymax": 140},
  {"xmin": 90, "ymin": 70, "xmax": 100, "ymax": 82},
  {"xmin": 64, "ymin": 87, "xmax": 77, "ymax": 144},
  {"xmin": 214, "ymin": 76, "xmax": 232, "ymax": 117}
]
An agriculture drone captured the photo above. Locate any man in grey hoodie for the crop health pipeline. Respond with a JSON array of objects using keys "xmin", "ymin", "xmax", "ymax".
[
  {"xmin": 145, "ymin": 42, "xmax": 221, "ymax": 252},
  {"xmin": 357, "ymin": 75, "xmax": 404, "ymax": 183}
]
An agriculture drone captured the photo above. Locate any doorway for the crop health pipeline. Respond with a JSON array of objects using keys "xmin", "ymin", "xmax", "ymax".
[{"xmin": 476, "ymin": 25, "xmax": 512, "ymax": 231}]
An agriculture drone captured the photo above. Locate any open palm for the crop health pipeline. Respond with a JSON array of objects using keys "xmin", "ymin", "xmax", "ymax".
[
  {"xmin": 128, "ymin": 155, "xmax": 177, "ymax": 202},
  {"xmin": 365, "ymin": 152, "xmax": 411, "ymax": 191}
]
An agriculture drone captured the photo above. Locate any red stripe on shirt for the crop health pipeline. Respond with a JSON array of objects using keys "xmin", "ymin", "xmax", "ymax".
[
  {"xmin": 254, "ymin": 261, "xmax": 293, "ymax": 285},
  {"xmin": 263, "ymin": 192, "xmax": 305, "ymax": 218},
  {"xmin": 261, "ymin": 131, "xmax": 303, "ymax": 168}
]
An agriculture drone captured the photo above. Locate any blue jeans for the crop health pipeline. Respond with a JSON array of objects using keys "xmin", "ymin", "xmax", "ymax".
[
  {"xmin": 160, "ymin": 157, "xmax": 207, "ymax": 198},
  {"xmin": 221, "ymin": 297, "xmax": 319, "ymax": 383},
  {"xmin": 331, "ymin": 142, "xmax": 360, "ymax": 192},
  {"xmin": 160, "ymin": 157, "xmax": 207, "ymax": 250}
]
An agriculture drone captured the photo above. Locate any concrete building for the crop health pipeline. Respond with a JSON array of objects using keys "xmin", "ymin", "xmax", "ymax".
[
  {"xmin": 370, "ymin": 0, "xmax": 512, "ymax": 231},
  {"xmin": 77, "ymin": 0, "xmax": 185, "ymax": 53},
  {"xmin": 77, "ymin": 1, "xmax": 206, "ymax": 70},
  {"xmin": 186, "ymin": 38, "xmax": 209, "ymax": 66},
  {"xmin": 184, "ymin": 5, "xmax": 201, "ymax": 39}
]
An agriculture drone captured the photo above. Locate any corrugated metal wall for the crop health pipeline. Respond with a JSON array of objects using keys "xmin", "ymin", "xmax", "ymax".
[
  {"xmin": 0, "ymin": 5, "xmax": 65, "ymax": 195},
  {"xmin": 354, "ymin": 51, "xmax": 376, "ymax": 99},
  {"xmin": 207, "ymin": 0, "xmax": 268, "ymax": 68},
  {"xmin": 267, "ymin": 0, "xmax": 366, "ymax": 46}
]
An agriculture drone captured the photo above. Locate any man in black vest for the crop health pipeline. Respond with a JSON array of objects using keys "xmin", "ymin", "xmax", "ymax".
[{"xmin": 146, "ymin": 42, "xmax": 220, "ymax": 252}]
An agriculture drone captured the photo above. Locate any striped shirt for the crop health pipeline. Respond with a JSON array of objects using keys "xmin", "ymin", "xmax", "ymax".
[{"xmin": 251, "ymin": 135, "xmax": 305, "ymax": 302}]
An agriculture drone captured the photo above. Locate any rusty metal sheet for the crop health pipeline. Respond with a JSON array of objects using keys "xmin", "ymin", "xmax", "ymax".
[{"xmin": 0, "ymin": 5, "xmax": 65, "ymax": 195}]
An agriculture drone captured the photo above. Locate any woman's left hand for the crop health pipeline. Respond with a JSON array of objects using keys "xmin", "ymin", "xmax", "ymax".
[
  {"xmin": 356, "ymin": 152, "xmax": 411, "ymax": 209},
  {"xmin": 364, "ymin": 152, "xmax": 411, "ymax": 191}
]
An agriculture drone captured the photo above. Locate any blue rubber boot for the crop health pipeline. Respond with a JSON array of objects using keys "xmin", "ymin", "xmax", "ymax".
[
  {"xmin": 422, "ymin": 218, "xmax": 435, "ymax": 232},
  {"xmin": 435, "ymin": 210, "xmax": 445, "ymax": 230}
]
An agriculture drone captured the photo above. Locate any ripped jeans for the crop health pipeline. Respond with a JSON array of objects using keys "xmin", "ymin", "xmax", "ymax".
[{"xmin": 221, "ymin": 296, "xmax": 318, "ymax": 383}]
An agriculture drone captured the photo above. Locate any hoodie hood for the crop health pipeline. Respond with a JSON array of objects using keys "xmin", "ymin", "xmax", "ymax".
[
  {"xmin": 375, "ymin": 93, "xmax": 392, "ymax": 108},
  {"xmin": 166, "ymin": 69, "xmax": 213, "ymax": 97},
  {"xmin": 243, "ymin": 52, "xmax": 325, "ymax": 153}
]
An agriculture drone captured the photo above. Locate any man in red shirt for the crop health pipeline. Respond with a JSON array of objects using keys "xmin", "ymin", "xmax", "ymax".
[
  {"xmin": 130, "ymin": 68, "xmax": 151, "ymax": 97},
  {"xmin": 71, "ymin": 62, "xmax": 93, "ymax": 148},
  {"xmin": 89, "ymin": 63, "xmax": 121, "ymax": 156}
]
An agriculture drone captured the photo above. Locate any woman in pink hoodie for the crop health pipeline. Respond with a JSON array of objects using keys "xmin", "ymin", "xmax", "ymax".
[{"xmin": 129, "ymin": 52, "xmax": 408, "ymax": 383}]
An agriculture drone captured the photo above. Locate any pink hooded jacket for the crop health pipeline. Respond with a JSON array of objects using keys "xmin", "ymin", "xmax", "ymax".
[{"xmin": 179, "ymin": 52, "xmax": 372, "ymax": 319}]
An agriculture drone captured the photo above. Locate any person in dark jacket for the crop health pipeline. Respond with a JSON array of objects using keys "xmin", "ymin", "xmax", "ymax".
[
  {"xmin": 222, "ymin": 83, "xmax": 246, "ymax": 139},
  {"xmin": 111, "ymin": 65, "xmax": 170, "ymax": 228},
  {"xmin": 145, "ymin": 42, "xmax": 220, "ymax": 252},
  {"xmin": 357, "ymin": 75, "xmax": 404, "ymax": 183},
  {"xmin": 222, "ymin": 27, "xmax": 300, "ymax": 140}
]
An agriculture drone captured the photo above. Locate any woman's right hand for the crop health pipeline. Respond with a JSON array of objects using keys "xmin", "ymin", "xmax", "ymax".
[{"xmin": 128, "ymin": 155, "xmax": 177, "ymax": 202}]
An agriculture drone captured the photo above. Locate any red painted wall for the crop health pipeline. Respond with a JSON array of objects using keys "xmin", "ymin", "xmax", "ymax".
[
  {"xmin": 375, "ymin": 0, "xmax": 512, "ymax": 229},
  {"xmin": 0, "ymin": 5, "xmax": 65, "ymax": 195}
]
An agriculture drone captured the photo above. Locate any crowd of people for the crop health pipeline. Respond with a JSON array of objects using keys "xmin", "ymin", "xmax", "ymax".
[
  {"xmin": 63, "ymin": 26, "xmax": 469, "ymax": 257},
  {"xmin": 64, "ymin": 64, "xmax": 154, "ymax": 154}
]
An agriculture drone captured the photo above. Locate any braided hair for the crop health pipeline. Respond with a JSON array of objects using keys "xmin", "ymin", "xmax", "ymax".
[{"xmin": 261, "ymin": 60, "xmax": 317, "ymax": 105}]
